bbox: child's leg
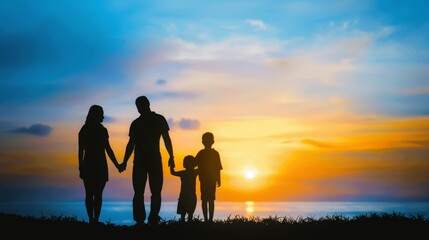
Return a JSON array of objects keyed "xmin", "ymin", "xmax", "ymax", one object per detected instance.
[
  {"xmin": 187, "ymin": 212, "xmax": 193, "ymax": 222},
  {"xmin": 208, "ymin": 200, "xmax": 214, "ymax": 222},
  {"xmin": 180, "ymin": 213, "xmax": 186, "ymax": 222},
  {"xmin": 202, "ymin": 200, "xmax": 208, "ymax": 221}
]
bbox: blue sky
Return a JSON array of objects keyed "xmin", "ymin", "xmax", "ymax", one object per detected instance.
[
  {"xmin": 0, "ymin": 0, "xmax": 428, "ymax": 202},
  {"xmin": 1, "ymin": 0, "xmax": 428, "ymax": 125}
]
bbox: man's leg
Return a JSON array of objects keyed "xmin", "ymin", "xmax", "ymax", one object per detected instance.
[
  {"xmin": 132, "ymin": 166, "xmax": 147, "ymax": 224},
  {"xmin": 148, "ymin": 164, "xmax": 163, "ymax": 224}
]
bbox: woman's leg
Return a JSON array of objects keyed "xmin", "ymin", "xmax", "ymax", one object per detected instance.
[
  {"xmin": 83, "ymin": 180, "xmax": 95, "ymax": 223},
  {"xmin": 93, "ymin": 180, "xmax": 106, "ymax": 223}
]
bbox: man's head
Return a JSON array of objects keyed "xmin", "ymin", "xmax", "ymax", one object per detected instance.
[{"xmin": 135, "ymin": 96, "xmax": 150, "ymax": 114}]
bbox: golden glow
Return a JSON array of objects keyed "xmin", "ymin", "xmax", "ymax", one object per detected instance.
[
  {"xmin": 208, "ymin": 117, "xmax": 308, "ymax": 192},
  {"xmin": 244, "ymin": 167, "xmax": 257, "ymax": 180},
  {"xmin": 207, "ymin": 115, "xmax": 429, "ymax": 201},
  {"xmin": 3, "ymin": 114, "xmax": 428, "ymax": 202}
]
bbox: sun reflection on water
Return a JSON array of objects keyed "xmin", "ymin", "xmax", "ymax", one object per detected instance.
[{"xmin": 245, "ymin": 201, "xmax": 254, "ymax": 216}]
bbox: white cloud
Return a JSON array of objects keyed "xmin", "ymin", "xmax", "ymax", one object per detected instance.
[
  {"xmin": 122, "ymin": 22, "xmax": 425, "ymax": 121},
  {"xmin": 165, "ymin": 36, "xmax": 286, "ymax": 60},
  {"xmin": 246, "ymin": 19, "xmax": 268, "ymax": 31}
]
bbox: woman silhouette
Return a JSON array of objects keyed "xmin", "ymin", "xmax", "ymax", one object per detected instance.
[{"xmin": 78, "ymin": 105, "xmax": 121, "ymax": 224}]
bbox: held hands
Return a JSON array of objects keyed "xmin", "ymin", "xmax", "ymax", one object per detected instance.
[
  {"xmin": 117, "ymin": 162, "xmax": 127, "ymax": 173},
  {"xmin": 168, "ymin": 156, "xmax": 175, "ymax": 168}
]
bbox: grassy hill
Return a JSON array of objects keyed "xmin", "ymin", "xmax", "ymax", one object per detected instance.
[{"xmin": 1, "ymin": 212, "xmax": 428, "ymax": 239}]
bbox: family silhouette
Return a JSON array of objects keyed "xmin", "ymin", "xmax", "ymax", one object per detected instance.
[{"xmin": 78, "ymin": 96, "xmax": 223, "ymax": 225}]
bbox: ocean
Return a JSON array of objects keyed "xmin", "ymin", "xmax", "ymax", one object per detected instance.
[{"xmin": 1, "ymin": 201, "xmax": 428, "ymax": 226}]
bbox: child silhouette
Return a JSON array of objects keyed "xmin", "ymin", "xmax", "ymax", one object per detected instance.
[
  {"xmin": 170, "ymin": 155, "xmax": 199, "ymax": 222},
  {"xmin": 195, "ymin": 132, "xmax": 223, "ymax": 222}
]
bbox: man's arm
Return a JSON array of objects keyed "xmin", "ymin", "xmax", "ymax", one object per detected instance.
[
  {"xmin": 121, "ymin": 137, "xmax": 135, "ymax": 171},
  {"xmin": 162, "ymin": 131, "xmax": 175, "ymax": 168}
]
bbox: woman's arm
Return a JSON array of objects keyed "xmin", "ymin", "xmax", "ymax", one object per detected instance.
[
  {"xmin": 106, "ymin": 140, "xmax": 120, "ymax": 169},
  {"xmin": 78, "ymin": 132, "xmax": 85, "ymax": 179}
]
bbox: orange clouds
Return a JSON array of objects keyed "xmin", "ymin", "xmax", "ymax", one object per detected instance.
[{"xmin": 1, "ymin": 113, "xmax": 428, "ymax": 202}]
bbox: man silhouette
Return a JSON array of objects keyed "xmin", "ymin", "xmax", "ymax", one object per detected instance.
[{"xmin": 121, "ymin": 96, "xmax": 175, "ymax": 225}]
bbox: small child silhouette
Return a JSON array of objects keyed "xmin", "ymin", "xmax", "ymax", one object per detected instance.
[
  {"xmin": 170, "ymin": 155, "xmax": 199, "ymax": 222},
  {"xmin": 195, "ymin": 132, "xmax": 223, "ymax": 222}
]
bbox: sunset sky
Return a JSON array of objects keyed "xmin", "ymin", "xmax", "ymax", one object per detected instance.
[{"xmin": 1, "ymin": 0, "xmax": 428, "ymax": 203}]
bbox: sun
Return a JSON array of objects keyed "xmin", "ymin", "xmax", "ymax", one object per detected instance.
[
  {"xmin": 229, "ymin": 166, "xmax": 267, "ymax": 190},
  {"xmin": 244, "ymin": 168, "xmax": 257, "ymax": 180}
]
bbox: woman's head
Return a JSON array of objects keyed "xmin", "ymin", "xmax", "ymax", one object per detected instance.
[{"xmin": 86, "ymin": 105, "xmax": 104, "ymax": 124}]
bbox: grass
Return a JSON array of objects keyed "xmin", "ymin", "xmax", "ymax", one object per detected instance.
[{"xmin": 1, "ymin": 212, "xmax": 428, "ymax": 239}]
